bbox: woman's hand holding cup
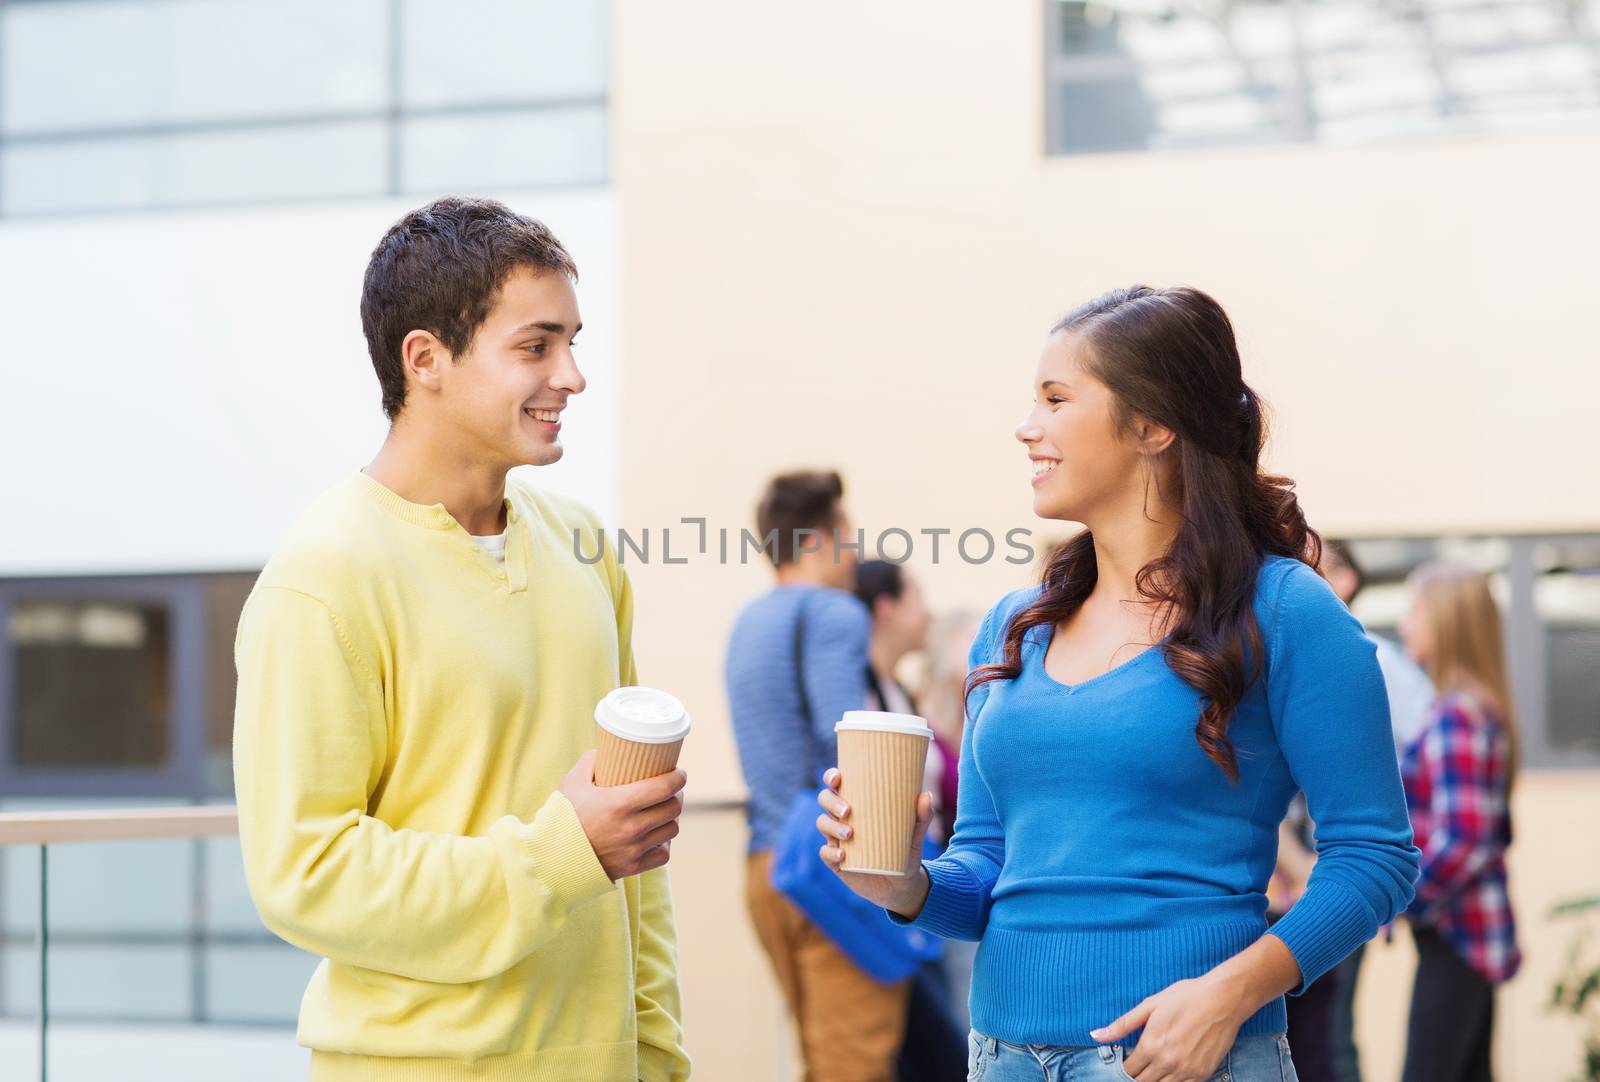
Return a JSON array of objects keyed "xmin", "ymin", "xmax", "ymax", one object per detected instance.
[{"xmin": 816, "ymin": 767, "xmax": 933, "ymax": 919}]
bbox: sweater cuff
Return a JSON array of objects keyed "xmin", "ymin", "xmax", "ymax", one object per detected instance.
[
  {"xmin": 1268, "ymin": 878, "xmax": 1376, "ymax": 995},
  {"xmin": 887, "ymin": 857, "xmax": 987, "ymax": 941},
  {"xmin": 637, "ymin": 1042, "xmax": 689, "ymax": 1082},
  {"xmin": 511, "ymin": 790, "xmax": 616, "ymax": 910}
]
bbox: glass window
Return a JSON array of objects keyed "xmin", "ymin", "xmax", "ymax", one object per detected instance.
[
  {"xmin": 9, "ymin": 600, "xmax": 171, "ymax": 768},
  {"xmin": 202, "ymin": 836, "xmax": 264, "ymax": 934},
  {"xmin": 1051, "ymin": 78, "xmax": 1161, "ymax": 153},
  {"xmin": 3, "ymin": 122, "xmax": 389, "ymax": 216},
  {"xmin": 1045, "ymin": 0, "xmax": 1600, "ymax": 155},
  {"xmin": 205, "ymin": 574, "xmax": 257, "ymax": 796},
  {"xmin": 1342, "ymin": 533, "xmax": 1600, "ymax": 768},
  {"xmin": 46, "ymin": 945, "xmax": 193, "ymax": 1019},
  {"xmin": 0, "ymin": 841, "xmax": 41, "ymax": 940},
  {"xmin": 1547, "ymin": 622, "xmax": 1600, "ymax": 756},
  {"xmin": 0, "ymin": 572, "xmax": 254, "ymax": 795},
  {"xmin": 0, "ymin": 0, "xmax": 610, "ymax": 217},
  {"xmin": 44, "ymin": 837, "xmax": 191, "ymax": 935},
  {"xmin": 400, "ymin": 0, "xmax": 607, "ymax": 107},
  {"xmin": 401, "ymin": 105, "xmax": 608, "ymax": 193},
  {"xmin": 1535, "ymin": 539, "xmax": 1600, "ymax": 758},
  {"xmin": 1, "ymin": 0, "xmax": 388, "ymax": 135},
  {"xmin": 205, "ymin": 944, "xmax": 320, "ymax": 1024}
]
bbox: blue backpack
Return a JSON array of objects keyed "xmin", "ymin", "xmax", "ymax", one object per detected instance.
[{"xmin": 768, "ymin": 594, "xmax": 942, "ymax": 983}]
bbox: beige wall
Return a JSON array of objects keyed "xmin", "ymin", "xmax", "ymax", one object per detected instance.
[
  {"xmin": 615, "ymin": 1, "xmax": 1599, "ymax": 1078},
  {"xmin": 614, "ymin": 0, "xmax": 1599, "ymax": 798}
]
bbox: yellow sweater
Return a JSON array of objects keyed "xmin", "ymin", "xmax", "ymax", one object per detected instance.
[{"xmin": 233, "ymin": 471, "xmax": 689, "ymax": 1082}]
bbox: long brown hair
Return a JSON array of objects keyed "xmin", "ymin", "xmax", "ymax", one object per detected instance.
[
  {"xmin": 1408, "ymin": 562, "xmax": 1520, "ymax": 786},
  {"xmin": 966, "ymin": 286, "xmax": 1319, "ymax": 782}
]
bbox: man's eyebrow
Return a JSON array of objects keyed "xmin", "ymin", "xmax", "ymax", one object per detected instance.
[{"xmin": 510, "ymin": 320, "xmax": 583, "ymax": 336}]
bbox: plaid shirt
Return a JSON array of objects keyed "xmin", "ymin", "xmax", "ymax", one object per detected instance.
[{"xmin": 1401, "ymin": 691, "xmax": 1522, "ymax": 984}]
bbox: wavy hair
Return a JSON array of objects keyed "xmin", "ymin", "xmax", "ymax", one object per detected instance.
[{"xmin": 966, "ymin": 286, "xmax": 1320, "ymax": 781}]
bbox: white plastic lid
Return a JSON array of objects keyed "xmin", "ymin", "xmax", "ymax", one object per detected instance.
[
  {"xmin": 594, "ymin": 686, "xmax": 692, "ymax": 744},
  {"xmin": 834, "ymin": 710, "xmax": 933, "ymax": 738}
]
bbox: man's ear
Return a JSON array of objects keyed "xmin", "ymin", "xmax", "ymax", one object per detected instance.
[
  {"xmin": 401, "ymin": 329, "xmax": 451, "ymax": 397},
  {"xmin": 1132, "ymin": 417, "xmax": 1176, "ymax": 457}
]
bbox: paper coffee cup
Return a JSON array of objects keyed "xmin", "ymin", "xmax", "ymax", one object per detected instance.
[
  {"xmin": 834, "ymin": 710, "xmax": 933, "ymax": 875},
  {"xmin": 593, "ymin": 686, "xmax": 692, "ymax": 787}
]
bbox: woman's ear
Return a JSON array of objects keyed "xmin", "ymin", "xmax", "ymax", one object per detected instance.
[{"xmin": 1132, "ymin": 417, "xmax": 1177, "ymax": 456}]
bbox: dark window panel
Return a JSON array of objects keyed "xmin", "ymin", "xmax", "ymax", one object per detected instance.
[
  {"xmin": 1547, "ymin": 626, "xmax": 1600, "ymax": 755},
  {"xmin": 11, "ymin": 601, "xmax": 172, "ymax": 768}
]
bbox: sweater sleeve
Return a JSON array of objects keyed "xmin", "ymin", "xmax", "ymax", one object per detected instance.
[
  {"xmin": 610, "ymin": 563, "xmax": 690, "ymax": 1082},
  {"xmin": 232, "ymin": 585, "xmax": 617, "ymax": 985},
  {"xmin": 633, "ymin": 867, "xmax": 689, "ymax": 1082},
  {"xmin": 800, "ymin": 591, "xmax": 872, "ymax": 758},
  {"xmin": 892, "ymin": 594, "xmax": 1018, "ymax": 941},
  {"xmin": 1261, "ymin": 563, "xmax": 1421, "ymax": 994}
]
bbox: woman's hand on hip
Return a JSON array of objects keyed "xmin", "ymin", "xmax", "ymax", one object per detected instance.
[
  {"xmin": 815, "ymin": 767, "xmax": 933, "ymax": 919},
  {"xmin": 1092, "ymin": 974, "xmax": 1248, "ymax": 1082}
]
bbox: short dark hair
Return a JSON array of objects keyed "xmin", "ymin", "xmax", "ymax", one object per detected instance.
[
  {"xmin": 1324, "ymin": 538, "xmax": 1366, "ymax": 599},
  {"xmin": 854, "ymin": 559, "xmax": 905, "ymax": 614},
  {"xmin": 756, "ymin": 470, "xmax": 845, "ymax": 567},
  {"xmin": 361, "ymin": 196, "xmax": 579, "ymax": 421}
]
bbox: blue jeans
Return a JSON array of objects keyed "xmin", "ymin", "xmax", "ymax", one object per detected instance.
[{"xmin": 966, "ymin": 1030, "xmax": 1300, "ymax": 1082}]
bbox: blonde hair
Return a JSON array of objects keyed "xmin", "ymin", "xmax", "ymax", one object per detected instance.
[
  {"xmin": 916, "ymin": 611, "xmax": 984, "ymax": 747},
  {"xmin": 1408, "ymin": 561, "xmax": 1520, "ymax": 783}
]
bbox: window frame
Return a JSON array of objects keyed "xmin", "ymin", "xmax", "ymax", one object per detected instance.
[
  {"xmin": 0, "ymin": 0, "xmax": 611, "ymax": 218},
  {"xmin": 1041, "ymin": 0, "xmax": 1600, "ymax": 158},
  {"xmin": 1345, "ymin": 531, "xmax": 1600, "ymax": 771},
  {"xmin": 0, "ymin": 573, "xmax": 210, "ymax": 798}
]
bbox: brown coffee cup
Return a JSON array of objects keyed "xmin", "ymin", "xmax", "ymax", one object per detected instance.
[
  {"xmin": 834, "ymin": 710, "xmax": 933, "ymax": 875},
  {"xmin": 593, "ymin": 686, "xmax": 692, "ymax": 787}
]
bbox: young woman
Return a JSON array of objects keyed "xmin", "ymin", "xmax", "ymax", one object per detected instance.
[
  {"xmin": 816, "ymin": 286, "xmax": 1420, "ymax": 1082},
  {"xmin": 1397, "ymin": 563, "xmax": 1521, "ymax": 1082}
]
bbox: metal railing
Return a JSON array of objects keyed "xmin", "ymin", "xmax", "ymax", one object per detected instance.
[
  {"xmin": 0, "ymin": 798, "xmax": 748, "ymax": 1082},
  {"xmin": 0, "ymin": 806, "xmax": 241, "ymax": 1082}
]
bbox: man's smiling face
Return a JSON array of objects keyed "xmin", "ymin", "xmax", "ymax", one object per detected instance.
[{"xmin": 424, "ymin": 266, "xmax": 587, "ymax": 471}]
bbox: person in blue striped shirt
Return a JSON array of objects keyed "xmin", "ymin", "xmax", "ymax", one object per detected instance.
[
  {"xmin": 817, "ymin": 286, "xmax": 1420, "ymax": 1082},
  {"xmin": 727, "ymin": 470, "xmax": 914, "ymax": 1081}
]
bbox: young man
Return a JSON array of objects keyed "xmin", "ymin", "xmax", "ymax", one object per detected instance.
[
  {"xmin": 233, "ymin": 197, "xmax": 690, "ymax": 1082},
  {"xmin": 725, "ymin": 471, "xmax": 911, "ymax": 1082}
]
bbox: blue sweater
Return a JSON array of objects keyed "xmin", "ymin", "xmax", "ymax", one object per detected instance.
[
  {"xmin": 899, "ymin": 556, "xmax": 1419, "ymax": 1046},
  {"xmin": 725, "ymin": 585, "xmax": 871, "ymax": 853}
]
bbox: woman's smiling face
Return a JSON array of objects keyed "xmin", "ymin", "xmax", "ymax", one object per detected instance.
[{"xmin": 1015, "ymin": 330, "xmax": 1149, "ymax": 524}]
